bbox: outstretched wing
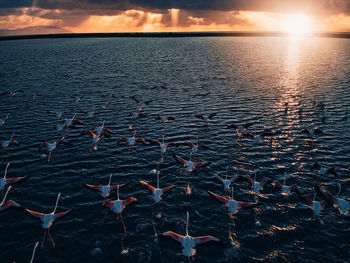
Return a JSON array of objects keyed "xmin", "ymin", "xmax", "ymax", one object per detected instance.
[
  {"xmin": 260, "ymin": 177, "xmax": 272, "ymax": 188},
  {"xmin": 162, "ymin": 185, "xmax": 177, "ymax": 193},
  {"xmin": 163, "ymin": 231, "xmax": 184, "ymax": 243},
  {"xmin": 193, "ymin": 236, "xmax": 220, "ymax": 245},
  {"xmin": 215, "ymin": 174, "xmax": 224, "ymax": 183},
  {"xmin": 152, "ymin": 139, "xmax": 162, "ymax": 146},
  {"xmin": 140, "ymin": 180, "xmax": 156, "ymax": 193},
  {"xmin": 54, "ymin": 209, "xmax": 71, "ymax": 219},
  {"xmin": 173, "ymin": 154, "xmax": 187, "ymax": 165},
  {"xmin": 25, "ymin": 209, "xmax": 45, "ymax": 220},
  {"xmin": 208, "ymin": 190, "xmax": 228, "ymax": 204},
  {"xmin": 6, "ymin": 177, "xmax": 26, "ymax": 184},
  {"xmin": 194, "ymin": 114, "xmax": 204, "ymax": 120},
  {"xmin": 122, "ymin": 197, "xmax": 137, "ymax": 207},
  {"xmin": 238, "ymin": 201, "xmax": 259, "ymax": 208},
  {"xmin": 135, "ymin": 138, "xmax": 148, "ymax": 145},
  {"xmin": 194, "ymin": 161, "xmax": 211, "ymax": 168},
  {"xmin": 85, "ymin": 184, "xmax": 103, "ymax": 191},
  {"xmin": 302, "ymin": 194, "xmax": 313, "ymax": 207},
  {"xmin": 208, "ymin": 113, "xmax": 217, "ymax": 119}
]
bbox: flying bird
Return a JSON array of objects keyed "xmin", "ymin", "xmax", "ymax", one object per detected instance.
[
  {"xmin": 227, "ymin": 123, "xmax": 253, "ymax": 136},
  {"xmin": 102, "ymin": 185, "xmax": 137, "ymax": 234},
  {"xmin": 311, "ymin": 162, "xmax": 337, "ymax": 177},
  {"xmin": 0, "ymin": 163, "xmax": 26, "ymax": 195},
  {"xmin": 173, "ymin": 153, "xmax": 211, "ymax": 173},
  {"xmin": 0, "ymin": 186, "xmax": 20, "ymax": 212},
  {"xmin": 1, "ymin": 133, "xmax": 19, "ymax": 148},
  {"xmin": 194, "ymin": 113, "xmax": 217, "ymax": 125},
  {"xmin": 56, "ymin": 113, "xmax": 85, "ymax": 131},
  {"xmin": 140, "ymin": 170, "xmax": 177, "ymax": 203},
  {"xmin": 86, "ymin": 174, "xmax": 124, "ymax": 198},
  {"xmin": 39, "ymin": 137, "xmax": 72, "ymax": 162},
  {"xmin": 0, "ymin": 113, "xmax": 10, "ymax": 128},
  {"xmin": 0, "ymin": 90, "xmax": 23, "ymax": 96},
  {"xmin": 301, "ymin": 128, "xmax": 323, "ymax": 138},
  {"xmin": 162, "ymin": 212, "xmax": 220, "ymax": 257},
  {"xmin": 208, "ymin": 188, "xmax": 259, "ymax": 214},
  {"xmin": 241, "ymin": 170, "xmax": 272, "ymax": 194},
  {"xmin": 315, "ymin": 184, "xmax": 349, "ymax": 216},
  {"xmin": 80, "ymin": 106, "xmax": 101, "ymax": 118},
  {"xmin": 25, "ymin": 193, "xmax": 71, "ymax": 247}
]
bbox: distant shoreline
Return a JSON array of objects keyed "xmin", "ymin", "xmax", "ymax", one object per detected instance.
[{"xmin": 1, "ymin": 31, "xmax": 350, "ymax": 41}]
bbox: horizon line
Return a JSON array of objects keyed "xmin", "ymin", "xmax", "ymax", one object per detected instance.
[{"xmin": 1, "ymin": 31, "xmax": 350, "ymax": 41}]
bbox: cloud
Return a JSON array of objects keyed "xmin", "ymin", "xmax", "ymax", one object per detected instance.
[{"xmin": 1, "ymin": 0, "xmax": 350, "ymax": 15}]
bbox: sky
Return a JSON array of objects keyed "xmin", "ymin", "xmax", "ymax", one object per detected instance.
[{"xmin": 0, "ymin": 0, "xmax": 350, "ymax": 34}]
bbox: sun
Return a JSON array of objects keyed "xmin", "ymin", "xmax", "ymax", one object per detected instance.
[{"xmin": 284, "ymin": 14, "xmax": 312, "ymax": 36}]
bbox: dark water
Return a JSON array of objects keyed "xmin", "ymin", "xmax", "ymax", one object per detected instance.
[{"xmin": 0, "ymin": 37, "xmax": 350, "ymax": 262}]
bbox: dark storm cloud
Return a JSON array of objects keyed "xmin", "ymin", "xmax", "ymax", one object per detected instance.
[{"xmin": 1, "ymin": 0, "xmax": 350, "ymax": 14}]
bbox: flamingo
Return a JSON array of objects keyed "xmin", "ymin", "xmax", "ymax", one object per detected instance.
[
  {"xmin": 301, "ymin": 193, "xmax": 327, "ymax": 216},
  {"xmin": 32, "ymin": 92, "xmax": 43, "ymax": 101},
  {"xmin": 118, "ymin": 130, "xmax": 148, "ymax": 153},
  {"xmin": 80, "ymin": 106, "xmax": 101, "ymax": 118},
  {"xmin": 69, "ymin": 94, "xmax": 83, "ymax": 104},
  {"xmin": 311, "ymin": 162, "xmax": 337, "ymax": 177},
  {"xmin": 241, "ymin": 170, "xmax": 272, "ymax": 194},
  {"xmin": 194, "ymin": 113, "xmax": 217, "ymax": 125},
  {"xmin": 227, "ymin": 123, "xmax": 252, "ymax": 136},
  {"xmin": 131, "ymin": 96, "xmax": 152, "ymax": 110},
  {"xmin": 162, "ymin": 212, "xmax": 220, "ymax": 257},
  {"xmin": 301, "ymin": 128, "xmax": 323, "ymax": 138},
  {"xmin": 0, "ymin": 113, "xmax": 10, "ymax": 128},
  {"xmin": 315, "ymin": 184, "xmax": 349, "ymax": 216},
  {"xmin": 155, "ymin": 115, "xmax": 175, "ymax": 123},
  {"xmin": 0, "ymin": 186, "xmax": 20, "ymax": 212},
  {"xmin": 273, "ymin": 175, "xmax": 300, "ymax": 196},
  {"xmin": 56, "ymin": 113, "xmax": 85, "ymax": 131},
  {"xmin": 186, "ymin": 137, "xmax": 209, "ymax": 154},
  {"xmin": 39, "ymin": 137, "xmax": 72, "ymax": 162},
  {"xmin": 151, "ymin": 135, "xmax": 177, "ymax": 155},
  {"xmin": 25, "ymin": 193, "xmax": 71, "ymax": 247},
  {"xmin": 151, "ymin": 85, "xmax": 167, "ymax": 90},
  {"xmin": 242, "ymin": 129, "xmax": 279, "ymax": 144},
  {"xmin": 214, "ymin": 167, "xmax": 238, "ymax": 190},
  {"xmin": 173, "ymin": 153, "xmax": 211, "ymax": 173},
  {"xmin": 86, "ymin": 174, "xmax": 125, "ymax": 198},
  {"xmin": 129, "ymin": 111, "xmax": 147, "ymax": 119},
  {"xmin": 1, "ymin": 133, "xmax": 19, "ymax": 148},
  {"xmin": 46, "ymin": 110, "xmax": 65, "ymax": 120},
  {"xmin": 0, "ymin": 90, "xmax": 23, "ymax": 96},
  {"xmin": 102, "ymin": 185, "xmax": 137, "ymax": 234},
  {"xmin": 95, "ymin": 120, "xmax": 112, "ymax": 138},
  {"xmin": 87, "ymin": 130, "xmax": 101, "ymax": 151},
  {"xmin": 0, "ymin": 163, "xmax": 26, "ymax": 194},
  {"xmin": 139, "ymin": 170, "xmax": 177, "ymax": 203},
  {"xmin": 208, "ymin": 187, "xmax": 258, "ymax": 214}
]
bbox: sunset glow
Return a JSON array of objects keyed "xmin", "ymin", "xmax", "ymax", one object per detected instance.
[
  {"xmin": 0, "ymin": 2, "xmax": 349, "ymax": 35},
  {"xmin": 284, "ymin": 14, "xmax": 312, "ymax": 35}
]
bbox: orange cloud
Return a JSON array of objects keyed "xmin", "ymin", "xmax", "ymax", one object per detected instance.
[{"xmin": 0, "ymin": 7, "xmax": 350, "ymax": 35}]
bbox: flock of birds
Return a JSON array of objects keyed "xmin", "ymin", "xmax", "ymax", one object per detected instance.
[{"xmin": 0, "ymin": 87, "xmax": 349, "ymax": 262}]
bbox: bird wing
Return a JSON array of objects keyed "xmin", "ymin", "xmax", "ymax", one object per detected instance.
[
  {"xmin": 302, "ymin": 194, "xmax": 313, "ymax": 207},
  {"xmin": 208, "ymin": 113, "xmax": 217, "ymax": 119},
  {"xmin": 85, "ymin": 184, "xmax": 103, "ymax": 191},
  {"xmin": 193, "ymin": 236, "xmax": 220, "ymax": 245},
  {"xmin": 208, "ymin": 190, "xmax": 228, "ymax": 204},
  {"xmin": 194, "ymin": 114, "xmax": 204, "ymax": 120},
  {"xmin": 25, "ymin": 209, "xmax": 45, "ymax": 219},
  {"xmin": 238, "ymin": 201, "xmax": 259, "ymax": 208},
  {"xmin": 163, "ymin": 231, "xmax": 184, "ymax": 243},
  {"xmin": 162, "ymin": 185, "xmax": 177, "ymax": 193},
  {"xmin": 215, "ymin": 174, "xmax": 224, "ymax": 183},
  {"xmin": 140, "ymin": 180, "xmax": 156, "ymax": 193},
  {"xmin": 122, "ymin": 197, "xmax": 137, "ymax": 207},
  {"xmin": 6, "ymin": 177, "xmax": 26, "ymax": 184},
  {"xmin": 54, "ymin": 209, "xmax": 71, "ymax": 219},
  {"xmin": 194, "ymin": 161, "xmax": 211, "ymax": 168},
  {"xmin": 260, "ymin": 177, "xmax": 272, "ymax": 188},
  {"xmin": 135, "ymin": 138, "xmax": 148, "ymax": 145},
  {"xmin": 173, "ymin": 154, "xmax": 187, "ymax": 165}
]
